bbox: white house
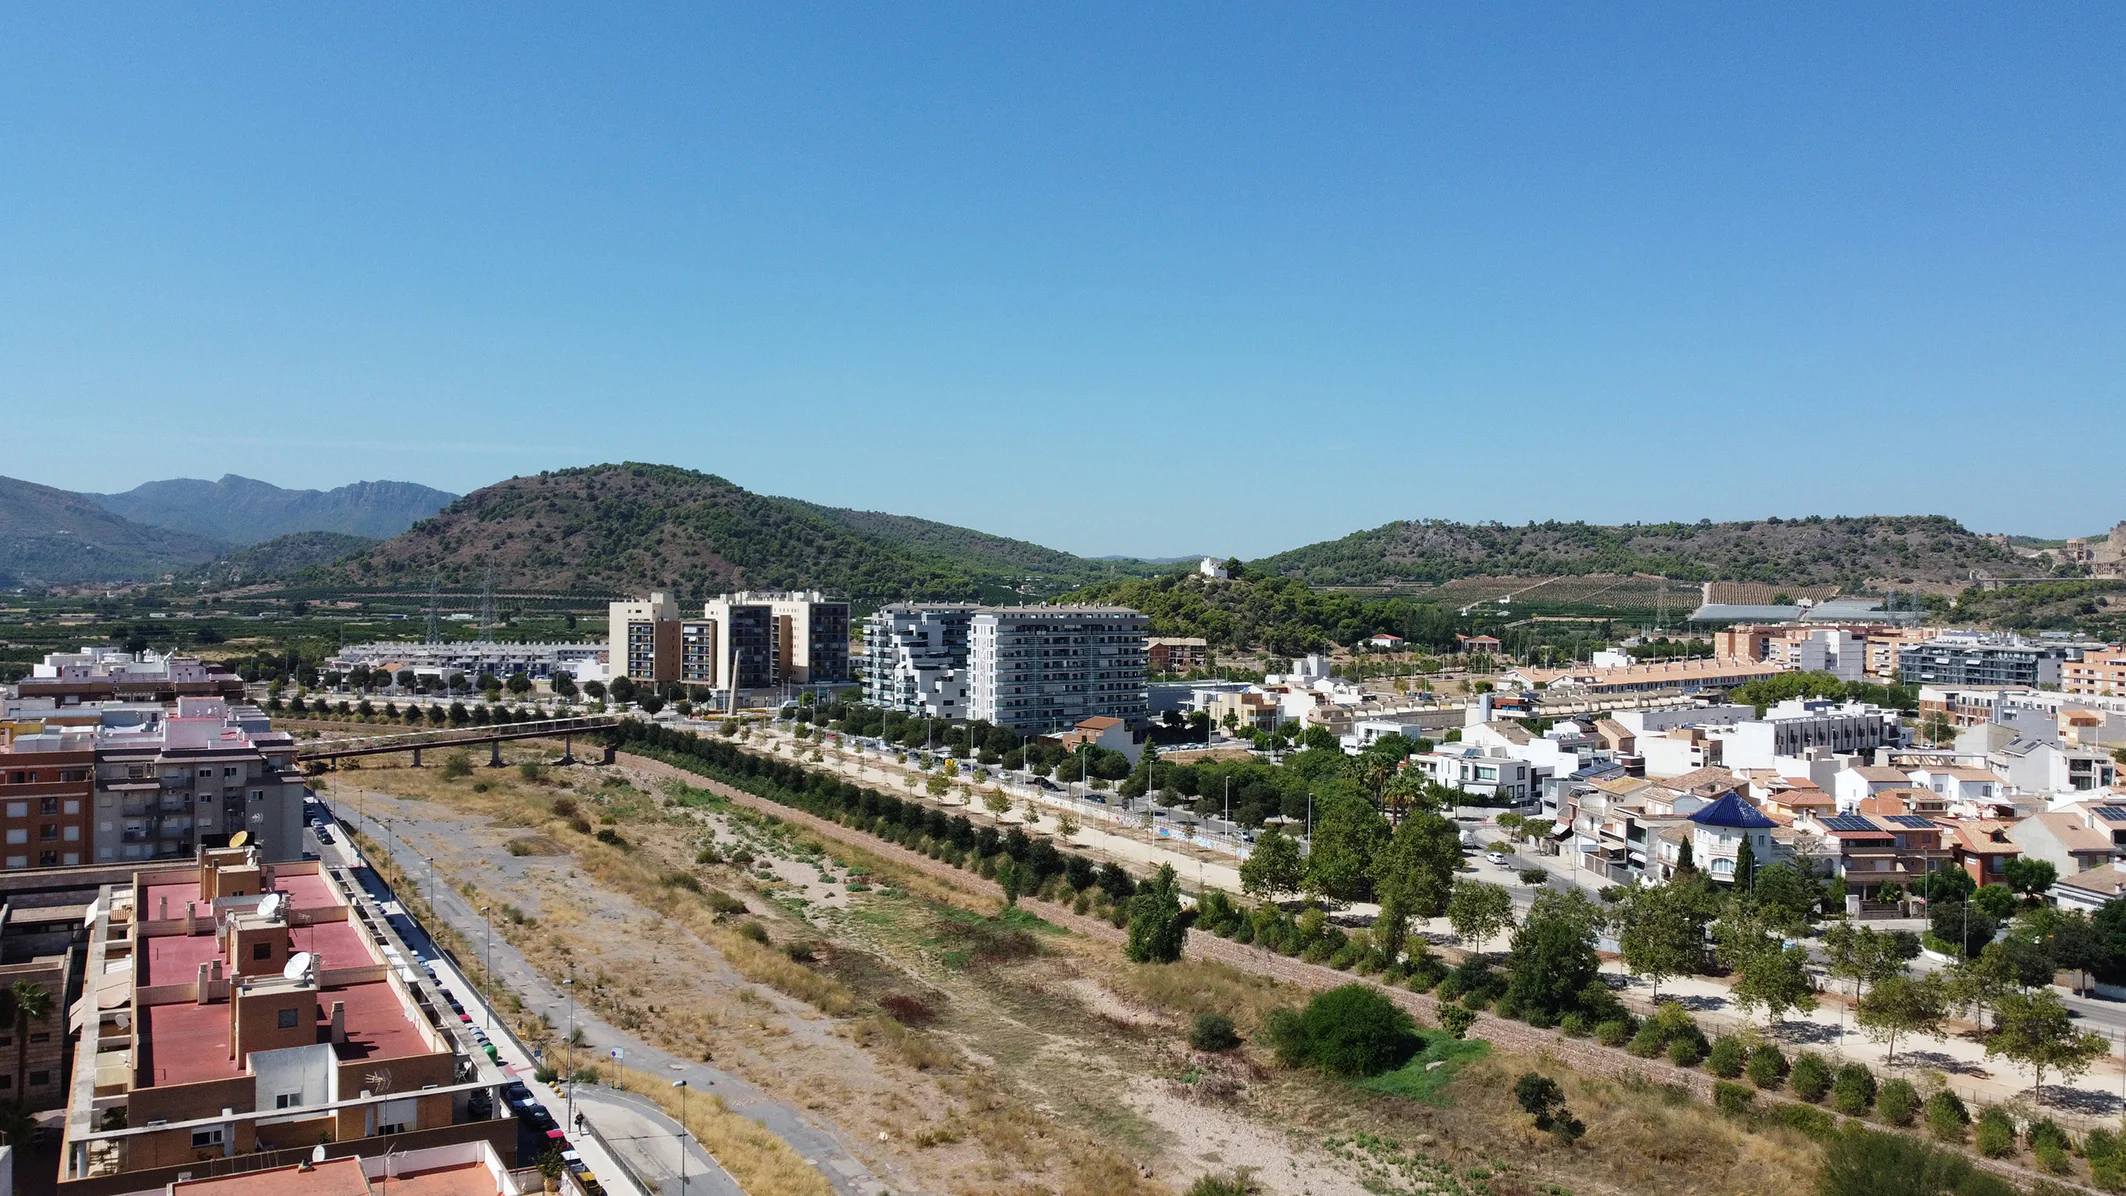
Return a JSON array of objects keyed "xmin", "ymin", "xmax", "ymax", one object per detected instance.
[
  {"xmin": 1366, "ymin": 633, "xmax": 1406, "ymax": 651},
  {"xmin": 1683, "ymin": 792, "xmax": 1781, "ymax": 884},
  {"xmin": 1833, "ymin": 765, "xmax": 1913, "ymax": 812}
]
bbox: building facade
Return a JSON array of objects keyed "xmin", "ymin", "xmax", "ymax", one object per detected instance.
[
  {"xmin": 606, "ymin": 593, "xmax": 681, "ymax": 684},
  {"xmin": 1898, "ymin": 638, "xmax": 2069, "ymax": 687},
  {"xmin": 608, "ymin": 591, "xmax": 851, "ymax": 692},
  {"xmin": 965, "ymin": 607, "xmax": 1149, "ymax": 734},
  {"xmin": 59, "ymin": 847, "xmax": 518, "ymax": 1194},
  {"xmin": 860, "ymin": 605, "xmax": 977, "ymax": 720}
]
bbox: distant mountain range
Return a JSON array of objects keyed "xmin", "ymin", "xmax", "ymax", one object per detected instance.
[
  {"xmin": 0, "ymin": 473, "xmax": 452, "ymax": 587},
  {"xmin": 89, "ymin": 475, "xmax": 456, "ymax": 544},
  {"xmin": 0, "ymin": 476, "xmax": 228, "ymax": 587},
  {"xmin": 0, "ymin": 462, "xmax": 2069, "ymax": 600}
]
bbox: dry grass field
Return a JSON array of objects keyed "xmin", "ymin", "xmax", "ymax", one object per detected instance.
[{"xmin": 317, "ymin": 745, "xmax": 1835, "ymax": 1196}]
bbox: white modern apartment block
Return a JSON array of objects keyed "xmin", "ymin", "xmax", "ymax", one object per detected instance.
[
  {"xmin": 861, "ymin": 605, "xmax": 978, "ymax": 720},
  {"xmin": 1715, "ymin": 699, "xmax": 1904, "ymax": 772},
  {"xmin": 965, "ymin": 607, "xmax": 1149, "ymax": 734},
  {"xmin": 1409, "ymin": 746, "xmax": 1534, "ymax": 805}
]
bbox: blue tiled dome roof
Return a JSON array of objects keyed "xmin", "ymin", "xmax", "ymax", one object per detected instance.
[{"xmin": 1687, "ymin": 791, "xmax": 1777, "ymax": 829}]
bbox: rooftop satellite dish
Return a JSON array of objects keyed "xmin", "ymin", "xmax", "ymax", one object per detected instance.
[
  {"xmin": 229, "ymin": 831, "xmax": 250, "ymax": 848},
  {"xmin": 284, "ymin": 951, "xmax": 314, "ymax": 981},
  {"xmin": 258, "ymin": 893, "xmax": 285, "ymax": 921}
]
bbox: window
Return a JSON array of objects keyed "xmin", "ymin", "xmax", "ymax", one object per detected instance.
[
  {"xmin": 62, "ymin": 800, "xmax": 78, "ymax": 815},
  {"xmin": 29, "ymin": 1032, "xmax": 48, "ymax": 1044},
  {"xmin": 276, "ymin": 1092, "xmax": 302, "ymax": 1109},
  {"xmin": 192, "ymin": 1128, "xmax": 224, "ymax": 1148},
  {"xmin": 38, "ymin": 852, "xmax": 55, "ymax": 867},
  {"xmin": 2, "ymin": 831, "xmax": 20, "ymax": 846},
  {"xmin": 277, "ymin": 1007, "xmax": 300, "ymax": 1029},
  {"xmin": 28, "ymin": 1071, "xmax": 47, "ymax": 1087},
  {"xmin": 39, "ymin": 825, "xmax": 56, "ymax": 842},
  {"xmin": 62, "ymin": 827, "xmax": 78, "ymax": 841},
  {"xmin": 254, "ymin": 943, "xmax": 273, "ymax": 961},
  {"xmin": 224, "ymin": 767, "xmax": 239, "ymax": 778},
  {"xmin": 3, "ymin": 803, "xmax": 22, "ymax": 818},
  {"xmin": 39, "ymin": 798, "xmax": 57, "ymax": 815},
  {"xmin": 198, "ymin": 768, "xmax": 213, "ymax": 779}
]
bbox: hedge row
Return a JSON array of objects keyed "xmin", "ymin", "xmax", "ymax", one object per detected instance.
[{"xmin": 609, "ymin": 722, "xmax": 1139, "ymax": 907}]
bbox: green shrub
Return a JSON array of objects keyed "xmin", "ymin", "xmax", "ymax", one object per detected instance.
[
  {"xmin": 1667, "ymin": 1035, "xmax": 1706, "ymax": 1068},
  {"xmin": 1189, "ymin": 1012, "xmax": 1241, "ymax": 1053},
  {"xmin": 2085, "ymin": 1127, "xmax": 2125, "ymax": 1192},
  {"xmin": 2036, "ymin": 1140, "xmax": 2072, "ymax": 1176},
  {"xmin": 1594, "ymin": 1019, "xmax": 1631, "ymax": 1048},
  {"xmin": 1462, "ymin": 989, "xmax": 1492, "ymax": 1012},
  {"xmin": 1187, "ymin": 1172, "xmax": 1254, "ymax": 1196},
  {"xmin": 1261, "ymin": 1007, "xmax": 1311, "ymax": 1068},
  {"xmin": 1817, "ymin": 1126, "xmax": 1998, "ymax": 1196},
  {"xmin": 1713, "ymin": 1080, "xmax": 1754, "ymax": 1115},
  {"xmin": 1924, "ymin": 1091, "xmax": 1969, "ymax": 1143},
  {"xmin": 1974, "ymin": 1106, "xmax": 2016, "ymax": 1158},
  {"xmin": 1746, "ymin": 1042, "xmax": 1788, "ymax": 1089},
  {"xmin": 2029, "ymin": 1118, "xmax": 2070, "ymax": 1155},
  {"xmin": 735, "ymin": 920, "xmax": 771, "ymax": 945},
  {"xmin": 1627, "ymin": 1024, "xmax": 1667, "ymax": 1058},
  {"xmin": 1491, "ymin": 991, "xmax": 1519, "ymax": 1020},
  {"xmin": 1789, "ymin": 1052, "xmax": 1832, "ymax": 1103},
  {"xmin": 1558, "ymin": 1012, "xmax": 1591, "ymax": 1037},
  {"xmin": 1706, "ymin": 1036, "xmax": 1745, "ymax": 1079},
  {"xmin": 1876, "ymin": 1078, "xmax": 1919, "ymax": 1127},
  {"xmin": 1830, "ymin": 1064, "xmax": 1876, "ymax": 1116},
  {"xmin": 1405, "ymin": 956, "xmax": 1446, "ymax": 992},
  {"xmin": 1438, "ymin": 1005, "xmax": 1477, "ymax": 1040},
  {"xmin": 1276, "ymin": 985, "xmax": 1419, "ymax": 1077},
  {"xmin": 1766, "ymin": 1102, "xmax": 1840, "ymax": 1142}
]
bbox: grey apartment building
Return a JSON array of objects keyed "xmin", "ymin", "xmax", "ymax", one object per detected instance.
[
  {"xmin": 1898, "ymin": 639, "xmax": 2070, "ymax": 688},
  {"xmin": 966, "ymin": 606, "xmax": 1149, "ymax": 734}
]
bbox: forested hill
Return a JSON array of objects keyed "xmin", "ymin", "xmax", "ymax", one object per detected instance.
[
  {"xmin": 1062, "ymin": 570, "xmax": 1459, "ymax": 656},
  {"xmin": 1254, "ymin": 515, "xmax": 2025, "ymax": 589},
  {"xmin": 775, "ymin": 498, "xmax": 1152, "ymax": 586},
  {"xmin": 316, "ymin": 463, "xmax": 1144, "ymax": 600}
]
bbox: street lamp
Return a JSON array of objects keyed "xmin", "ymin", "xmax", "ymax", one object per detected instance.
[
  {"xmin": 479, "ymin": 906, "xmax": 493, "ymax": 1031},
  {"xmin": 562, "ymin": 977, "xmax": 577, "ymax": 1126},
  {"xmin": 671, "ymin": 1079, "xmax": 690, "ymax": 1196}
]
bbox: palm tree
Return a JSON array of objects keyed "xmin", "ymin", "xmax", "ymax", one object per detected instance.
[{"xmin": 5, "ymin": 981, "xmax": 51, "ymax": 1107}]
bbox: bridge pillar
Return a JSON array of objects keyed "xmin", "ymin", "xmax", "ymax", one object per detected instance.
[
  {"xmin": 559, "ymin": 735, "xmax": 577, "ymax": 767},
  {"xmin": 490, "ymin": 741, "xmax": 505, "ymax": 768},
  {"xmin": 601, "ymin": 744, "xmax": 617, "ymax": 766},
  {"xmin": 411, "ymin": 747, "xmax": 423, "ymax": 768}
]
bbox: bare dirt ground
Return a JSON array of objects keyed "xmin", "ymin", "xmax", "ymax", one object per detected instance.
[{"xmin": 318, "ymin": 744, "xmax": 1830, "ymax": 1196}]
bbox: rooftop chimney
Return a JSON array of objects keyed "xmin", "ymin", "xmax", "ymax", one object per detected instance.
[{"xmin": 329, "ymin": 1001, "xmax": 346, "ymax": 1044}]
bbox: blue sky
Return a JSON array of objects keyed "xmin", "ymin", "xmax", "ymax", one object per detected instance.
[{"xmin": 3, "ymin": 5, "xmax": 2120, "ymax": 558}]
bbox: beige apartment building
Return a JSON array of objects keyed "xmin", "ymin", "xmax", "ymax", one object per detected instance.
[
  {"xmin": 608, "ymin": 591, "xmax": 850, "ymax": 691},
  {"xmin": 2063, "ymin": 648, "xmax": 2126, "ymax": 697}
]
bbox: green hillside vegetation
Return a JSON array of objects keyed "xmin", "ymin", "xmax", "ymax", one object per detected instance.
[
  {"xmin": 322, "ymin": 463, "xmax": 1147, "ymax": 602},
  {"xmin": 1949, "ymin": 580, "xmax": 2126, "ymax": 639},
  {"xmin": 1063, "ymin": 565, "xmax": 1461, "ymax": 656},
  {"xmin": 188, "ymin": 531, "xmax": 379, "ymax": 587},
  {"xmin": 775, "ymin": 498, "xmax": 1153, "ymax": 588},
  {"xmin": 1256, "ymin": 515, "xmax": 2025, "ymax": 589},
  {"xmin": 0, "ymin": 475, "xmax": 227, "ymax": 587}
]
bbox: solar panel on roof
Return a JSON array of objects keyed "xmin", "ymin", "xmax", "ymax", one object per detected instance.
[
  {"xmin": 2093, "ymin": 807, "xmax": 2126, "ymax": 822},
  {"xmin": 1824, "ymin": 814, "xmax": 1878, "ymax": 833},
  {"xmin": 1888, "ymin": 815, "xmax": 1936, "ymax": 828}
]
